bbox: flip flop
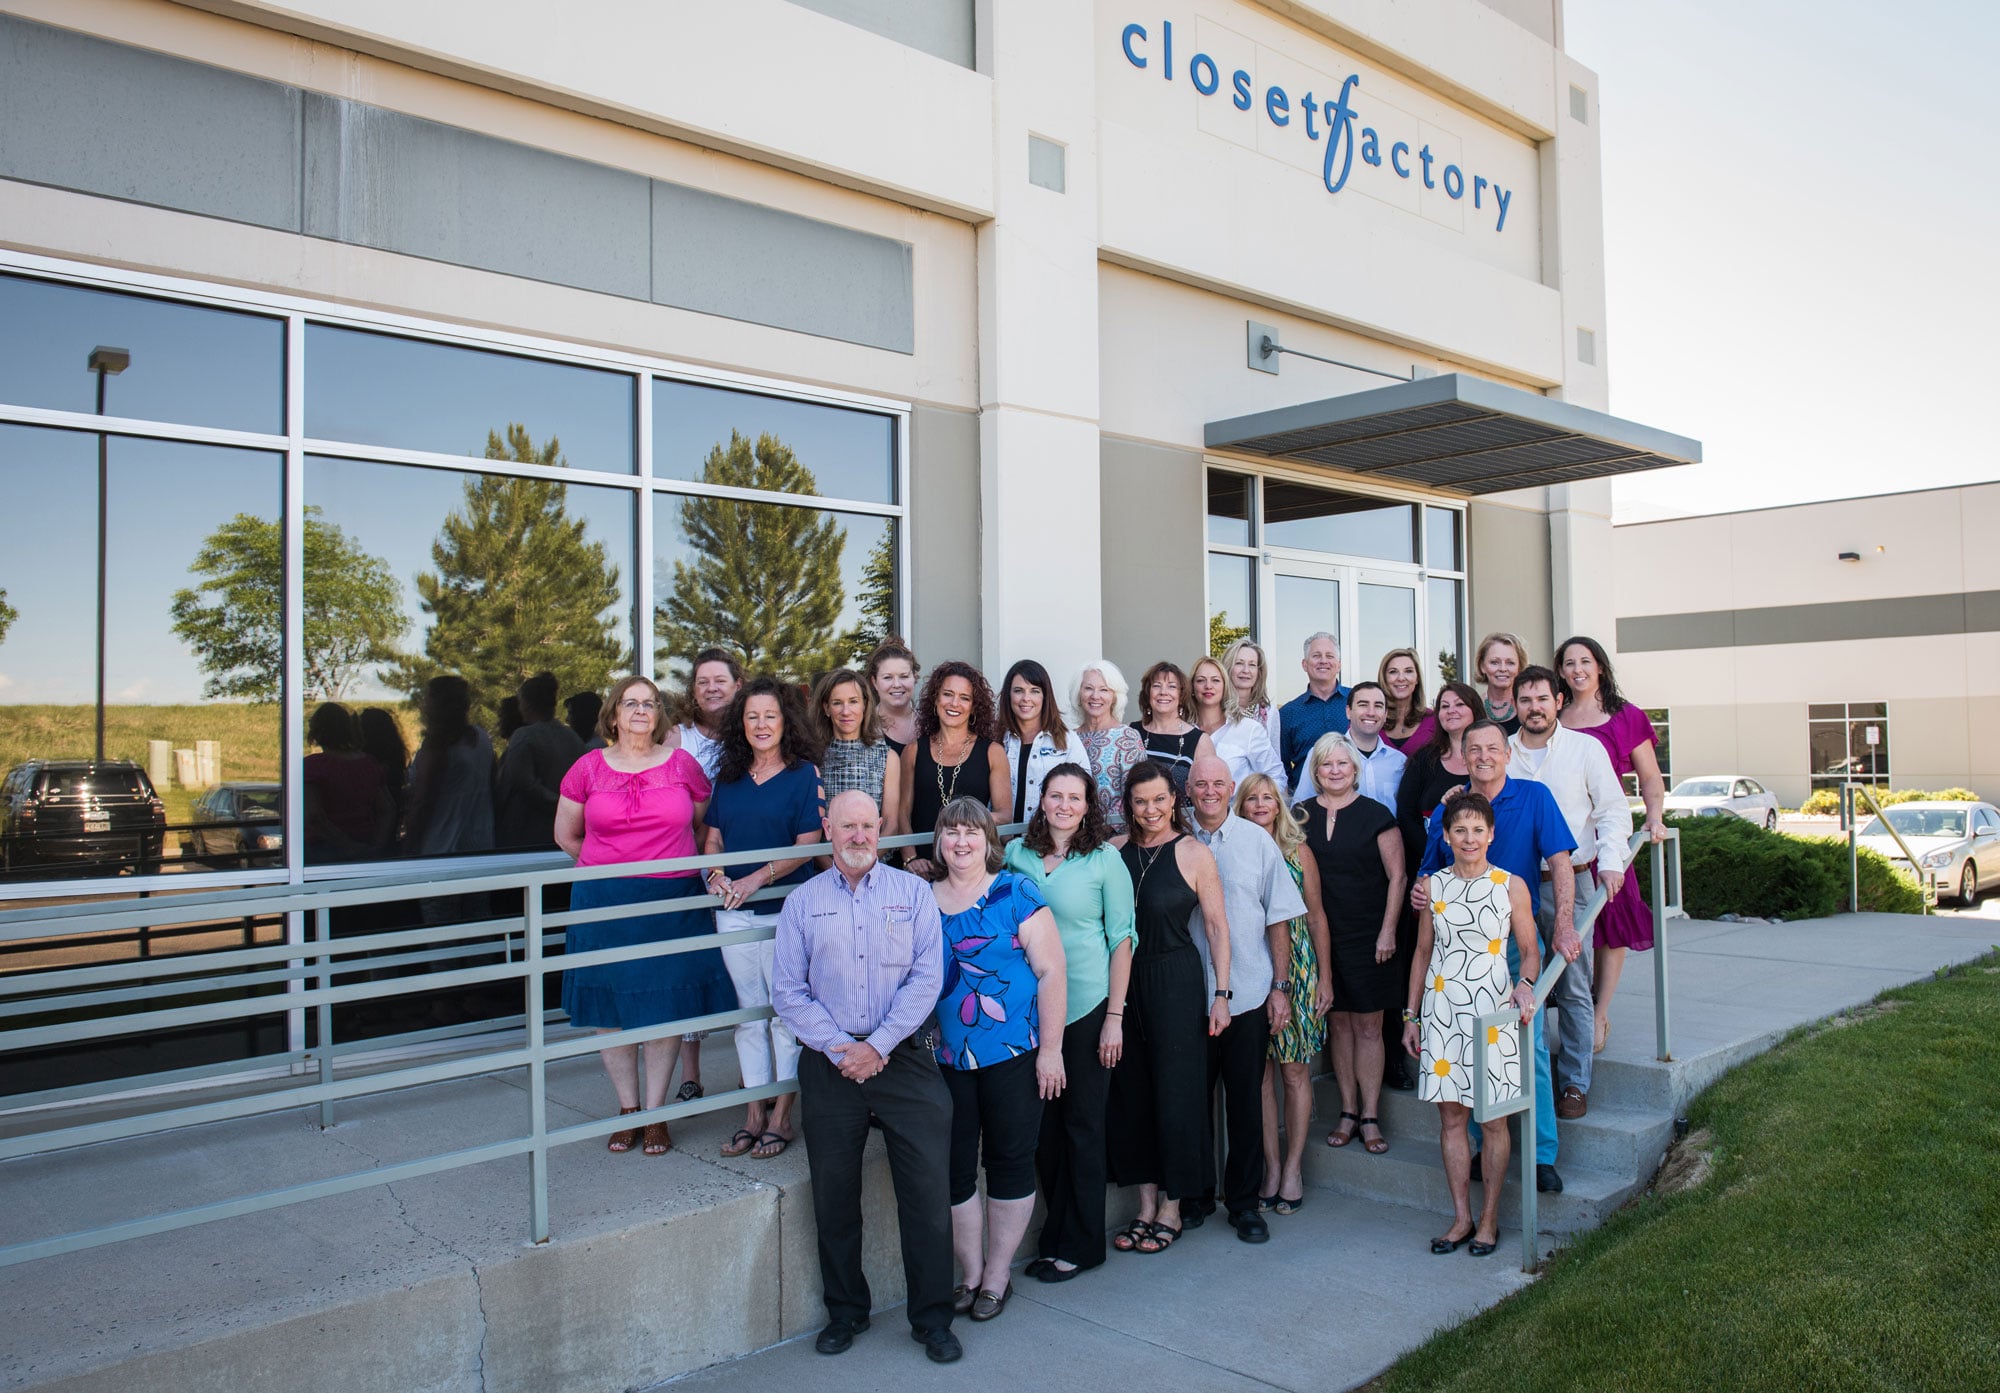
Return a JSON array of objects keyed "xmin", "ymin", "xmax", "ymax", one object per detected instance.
[
  {"xmin": 720, "ymin": 1129, "xmax": 758, "ymax": 1158},
  {"xmin": 750, "ymin": 1130, "xmax": 791, "ymax": 1159}
]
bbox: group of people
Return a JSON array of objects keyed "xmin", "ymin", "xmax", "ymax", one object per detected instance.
[{"xmin": 520, "ymin": 629, "xmax": 1665, "ymax": 1365}]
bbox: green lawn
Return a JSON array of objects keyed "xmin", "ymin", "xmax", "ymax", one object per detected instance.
[{"xmin": 1376, "ymin": 953, "xmax": 2000, "ymax": 1393}]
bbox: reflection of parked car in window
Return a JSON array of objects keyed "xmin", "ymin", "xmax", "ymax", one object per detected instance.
[
  {"xmin": 1662, "ymin": 775, "xmax": 1781, "ymax": 830},
  {"xmin": 1856, "ymin": 801, "xmax": 2000, "ymax": 905},
  {"xmin": 0, "ymin": 760, "xmax": 167, "ymax": 876},
  {"xmin": 182, "ymin": 782, "xmax": 284, "ymax": 868}
]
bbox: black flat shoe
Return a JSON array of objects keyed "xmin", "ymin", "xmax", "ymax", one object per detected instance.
[
  {"xmin": 1230, "ymin": 1210, "xmax": 1270, "ymax": 1244},
  {"xmin": 816, "ymin": 1317, "xmax": 869, "ymax": 1354},
  {"xmin": 1023, "ymin": 1257, "xmax": 1055, "ymax": 1280},
  {"xmin": 1536, "ymin": 1164, "xmax": 1564, "ymax": 1194},
  {"xmin": 1035, "ymin": 1261, "xmax": 1082, "ymax": 1284},
  {"xmin": 1430, "ymin": 1228, "xmax": 1474, "ymax": 1255},
  {"xmin": 914, "ymin": 1327, "xmax": 963, "ymax": 1363},
  {"xmin": 1468, "ymin": 1234, "xmax": 1500, "ymax": 1257}
]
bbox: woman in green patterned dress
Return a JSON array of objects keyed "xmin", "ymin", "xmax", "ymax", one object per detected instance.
[{"xmin": 1236, "ymin": 772, "xmax": 1332, "ymax": 1215}]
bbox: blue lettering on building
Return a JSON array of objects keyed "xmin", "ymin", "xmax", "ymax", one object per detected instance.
[{"xmin": 1117, "ymin": 18, "xmax": 1512, "ymax": 233}]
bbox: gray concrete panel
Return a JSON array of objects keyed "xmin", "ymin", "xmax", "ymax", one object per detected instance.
[
  {"xmin": 302, "ymin": 94, "xmax": 652, "ymax": 301},
  {"xmin": 0, "ymin": 14, "xmax": 302, "ymax": 232},
  {"xmin": 783, "ymin": 0, "xmax": 975, "ymax": 67},
  {"xmin": 1617, "ymin": 608, "xmax": 1735, "ymax": 653},
  {"xmin": 909, "ymin": 406, "xmax": 981, "ymax": 661},
  {"xmin": 652, "ymin": 182, "xmax": 915, "ymax": 353},
  {"xmin": 1101, "ymin": 438, "xmax": 1204, "ymax": 685},
  {"xmin": 1622, "ymin": 589, "xmax": 2000, "ymax": 654}
]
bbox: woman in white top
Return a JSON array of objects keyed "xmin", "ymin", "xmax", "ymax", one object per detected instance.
[
  {"xmin": 1189, "ymin": 654, "xmax": 1285, "ymax": 789},
  {"xmin": 1222, "ymin": 638, "xmax": 1284, "ymax": 755},
  {"xmin": 1001, "ymin": 658, "xmax": 1092, "ymax": 826}
]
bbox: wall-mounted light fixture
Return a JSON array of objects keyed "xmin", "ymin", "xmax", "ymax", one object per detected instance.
[{"xmin": 1837, "ymin": 551, "xmax": 1861, "ymax": 563}]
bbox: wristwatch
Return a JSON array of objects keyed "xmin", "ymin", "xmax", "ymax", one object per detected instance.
[
  {"xmin": 1274, "ymin": 982, "xmax": 1294, "ymax": 996},
  {"xmin": 1213, "ymin": 989, "xmax": 1233, "ymax": 1001}
]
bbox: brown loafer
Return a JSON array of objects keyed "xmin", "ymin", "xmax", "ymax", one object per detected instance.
[
  {"xmin": 970, "ymin": 1285, "xmax": 1011, "ymax": 1321},
  {"xmin": 951, "ymin": 1284, "xmax": 977, "ymax": 1314},
  {"xmin": 1556, "ymin": 1085, "xmax": 1588, "ymax": 1120}
]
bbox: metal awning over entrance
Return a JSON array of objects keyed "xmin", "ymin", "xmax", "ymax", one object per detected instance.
[{"xmin": 1204, "ymin": 374, "xmax": 1701, "ymax": 495}]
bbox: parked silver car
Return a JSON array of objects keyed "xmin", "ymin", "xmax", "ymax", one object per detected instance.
[
  {"xmin": 1662, "ymin": 775, "xmax": 1781, "ymax": 830},
  {"xmin": 1855, "ymin": 801, "xmax": 2000, "ymax": 904}
]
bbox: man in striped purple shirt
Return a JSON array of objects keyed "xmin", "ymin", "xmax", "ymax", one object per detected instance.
[{"xmin": 773, "ymin": 789, "xmax": 960, "ymax": 1364}]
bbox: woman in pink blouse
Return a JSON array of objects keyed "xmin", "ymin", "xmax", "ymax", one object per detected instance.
[
  {"xmin": 555, "ymin": 674, "xmax": 732, "ymax": 1157},
  {"xmin": 1557, "ymin": 636, "xmax": 1666, "ymax": 1055}
]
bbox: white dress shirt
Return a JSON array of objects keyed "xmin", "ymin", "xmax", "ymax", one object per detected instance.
[
  {"xmin": 1294, "ymin": 733, "xmax": 1406, "ymax": 812},
  {"xmin": 1208, "ymin": 715, "xmax": 1287, "ymax": 791},
  {"xmin": 1508, "ymin": 724, "xmax": 1629, "ymax": 874},
  {"xmin": 1003, "ymin": 727, "xmax": 1093, "ymax": 824}
]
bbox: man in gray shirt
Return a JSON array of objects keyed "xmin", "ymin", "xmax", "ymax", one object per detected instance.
[
  {"xmin": 1187, "ymin": 755, "xmax": 1307, "ymax": 1243},
  {"xmin": 494, "ymin": 671, "xmax": 584, "ymax": 850}
]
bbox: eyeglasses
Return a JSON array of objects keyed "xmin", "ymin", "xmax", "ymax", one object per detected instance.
[{"xmin": 619, "ymin": 700, "xmax": 660, "ymax": 713}]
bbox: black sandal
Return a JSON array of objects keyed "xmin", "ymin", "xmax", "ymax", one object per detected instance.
[
  {"xmin": 1135, "ymin": 1223, "xmax": 1182, "ymax": 1254},
  {"xmin": 1327, "ymin": 1111, "xmax": 1360, "ymax": 1147},
  {"xmin": 1111, "ymin": 1219, "xmax": 1154, "ymax": 1253}
]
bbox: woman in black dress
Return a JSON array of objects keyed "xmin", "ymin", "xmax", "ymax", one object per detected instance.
[
  {"xmin": 899, "ymin": 659, "xmax": 1010, "ymax": 875},
  {"xmin": 1129, "ymin": 660, "xmax": 1216, "ymax": 800},
  {"xmin": 1104, "ymin": 761, "xmax": 1234, "ymax": 1255},
  {"xmin": 1300, "ymin": 733, "xmax": 1407, "ymax": 1157}
]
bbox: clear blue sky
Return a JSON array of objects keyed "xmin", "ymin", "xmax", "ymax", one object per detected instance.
[{"xmin": 1565, "ymin": 0, "xmax": 2000, "ymax": 521}]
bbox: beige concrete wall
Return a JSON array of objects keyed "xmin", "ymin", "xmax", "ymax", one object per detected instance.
[
  {"xmin": 1468, "ymin": 498, "xmax": 1552, "ymax": 664},
  {"xmin": 1887, "ymin": 697, "xmax": 1973, "ymax": 794},
  {"xmin": 1100, "ymin": 437, "xmax": 1206, "ymax": 710}
]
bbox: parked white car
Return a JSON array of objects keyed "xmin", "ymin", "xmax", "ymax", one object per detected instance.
[
  {"xmin": 1855, "ymin": 801, "xmax": 2000, "ymax": 904},
  {"xmin": 1662, "ymin": 775, "xmax": 1781, "ymax": 830}
]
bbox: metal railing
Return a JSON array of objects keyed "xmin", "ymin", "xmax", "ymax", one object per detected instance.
[
  {"xmin": 0, "ymin": 827, "xmax": 995, "ymax": 1268},
  {"xmin": 1472, "ymin": 827, "xmax": 1683, "ymax": 1270},
  {"xmin": 1840, "ymin": 783, "xmax": 1935, "ymax": 913}
]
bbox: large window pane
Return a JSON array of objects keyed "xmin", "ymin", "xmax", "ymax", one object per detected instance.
[
  {"xmin": 305, "ymin": 455, "xmax": 636, "ymax": 860},
  {"xmin": 0, "ymin": 424, "xmax": 283, "ymax": 882},
  {"xmin": 0, "ymin": 273, "xmax": 284, "ymax": 434},
  {"xmin": 1208, "ymin": 553, "xmax": 1255, "ymax": 655},
  {"xmin": 1426, "ymin": 505, "xmax": 1463, "ymax": 571},
  {"xmin": 1262, "ymin": 482, "xmax": 1415, "ymax": 562},
  {"xmin": 654, "ymin": 380, "xmax": 895, "ymax": 503},
  {"xmin": 1269, "ymin": 573, "xmax": 1340, "ymax": 707},
  {"xmin": 305, "ymin": 325, "xmax": 637, "ymax": 473},
  {"xmin": 654, "ymin": 493, "xmax": 895, "ymax": 686},
  {"xmin": 1357, "ymin": 582, "xmax": 1417, "ymax": 689},
  {"xmin": 1427, "ymin": 576, "xmax": 1464, "ymax": 690},
  {"xmin": 1207, "ymin": 471, "xmax": 1252, "ymax": 546}
]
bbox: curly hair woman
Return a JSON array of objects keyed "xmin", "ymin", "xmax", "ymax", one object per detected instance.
[{"xmin": 899, "ymin": 659, "xmax": 1009, "ymax": 876}]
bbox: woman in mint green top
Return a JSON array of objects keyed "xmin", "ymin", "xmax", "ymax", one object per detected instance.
[{"xmin": 1003, "ymin": 762, "xmax": 1134, "ymax": 1277}]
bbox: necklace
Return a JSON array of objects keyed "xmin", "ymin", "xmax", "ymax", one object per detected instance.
[
  {"xmin": 1132, "ymin": 836, "xmax": 1173, "ymax": 896},
  {"xmin": 933, "ymin": 733, "xmax": 972, "ymax": 805}
]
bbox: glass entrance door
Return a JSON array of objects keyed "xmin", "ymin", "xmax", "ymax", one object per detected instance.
[
  {"xmin": 1264, "ymin": 563, "xmax": 1421, "ymax": 705},
  {"xmin": 1354, "ymin": 572, "xmax": 1420, "ymax": 691}
]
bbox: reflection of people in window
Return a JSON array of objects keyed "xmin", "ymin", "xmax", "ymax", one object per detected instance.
[
  {"xmin": 404, "ymin": 675, "xmax": 495, "ymax": 859},
  {"xmin": 566, "ymin": 691, "xmax": 607, "ymax": 751},
  {"xmin": 495, "ymin": 671, "xmax": 585, "ymax": 851},
  {"xmin": 359, "ymin": 707, "xmax": 411, "ymax": 847},
  {"xmin": 303, "ymin": 702, "xmax": 392, "ymax": 864}
]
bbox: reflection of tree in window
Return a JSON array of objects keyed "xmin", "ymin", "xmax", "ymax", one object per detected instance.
[
  {"xmin": 1209, "ymin": 611, "xmax": 1250, "ymax": 657},
  {"xmin": 0, "ymin": 588, "xmax": 15, "ymax": 646},
  {"xmin": 851, "ymin": 529, "xmax": 897, "ymax": 660},
  {"xmin": 656, "ymin": 430, "xmax": 883, "ymax": 681},
  {"xmin": 1437, "ymin": 649, "xmax": 1461, "ymax": 683},
  {"xmin": 169, "ymin": 508, "xmax": 403, "ymax": 702},
  {"xmin": 390, "ymin": 425, "xmax": 627, "ymax": 730}
]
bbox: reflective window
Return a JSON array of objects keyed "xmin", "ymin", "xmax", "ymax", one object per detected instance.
[
  {"xmin": 1262, "ymin": 482, "xmax": 1415, "ymax": 562},
  {"xmin": 1356, "ymin": 583, "xmax": 1417, "ymax": 688},
  {"xmin": 0, "ymin": 423, "xmax": 284, "ymax": 882},
  {"xmin": 1208, "ymin": 554, "xmax": 1254, "ymax": 655},
  {"xmin": 305, "ymin": 454, "xmax": 636, "ymax": 859},
  {"xmin": 1809, "ymin": 702, "xmax": 1888, "ymax": 791},
  {"xmin": 1427, "ymin": 576, "xmax": 1464, "ymax": 689},
  {"xmin": 305, "ymin": 325, "xmax": 638, "ymax": 473},
  {"xmin": 1206, "ymin": 471, "xmax": 1252, "ymax": 546},
  {"xmin": 1426, "ymin": 506, "xmax": 1463, "ymax": 571},
  {"xmin": 1269, "ymin": 573, "xmax": 1340, "ymax": 708},
  {"xmin": 0, "ymin": 274, "xmax": 284, "ymax": 434},
  {"xmin": 655, "ymin": 491, "xmax": 894, "ymax": 685},
  {"xmin": 654, "ymin": 380, "xmax": 895, "ymax": 503}
]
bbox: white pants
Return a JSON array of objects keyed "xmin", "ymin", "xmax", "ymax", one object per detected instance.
[{"xmin": 716, "ymin": 907, "xmax": 799, "ymax": 1088}]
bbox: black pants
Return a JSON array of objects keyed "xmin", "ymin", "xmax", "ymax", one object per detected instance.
[
  {"xmin": 1381, "ymin": 902, "xmax": 1419, "ymax": 1085},
  {"xmin": 1035, "ymin": 1000, "xmax": 1111, "ymax": 1269},
  {"xmin": 1105, "ymin": 947, "xmax": 1207, "ymax": 1200},
  {"xmin": 797, "ymin": 1041, "xmax": 955, "ymax": 1333},
  {"xmin": 944, "ymin": 1050, "xmax": 1042, "ymax": 1204},
  {"xmin": 1203, "ymin": 1005, "xmax": 1272, "ymax": 1217}
]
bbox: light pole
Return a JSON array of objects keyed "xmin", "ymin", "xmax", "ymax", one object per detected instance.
[{"xmin": 88, "ymin": 346, "xmax": 130, "ymax": 764}]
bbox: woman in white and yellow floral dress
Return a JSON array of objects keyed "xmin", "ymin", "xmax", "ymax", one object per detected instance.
[{"xmin": 1400, "ymin": 792, "xmax": 1538, "ymax": 1257}]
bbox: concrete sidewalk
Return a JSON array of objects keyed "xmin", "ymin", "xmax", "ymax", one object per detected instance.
[{"xmin": 651, "ymin": 912, "xmax": 1998, "ymax": 1393}]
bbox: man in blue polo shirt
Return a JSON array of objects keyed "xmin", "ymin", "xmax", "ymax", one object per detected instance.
[
  {"xmin": 1279, "ymin": 631, "xmax": 1352, "ymax": 789},
  {"xmin": 1412, "ymin": 719, "xmax": 1580, "ymax": 1193}
]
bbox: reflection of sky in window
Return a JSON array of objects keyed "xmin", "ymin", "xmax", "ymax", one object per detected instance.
[
  {"xmin": 652, "ymin": 492, "xmax": 892, "ymax": 680},
  {"xmin": 0, "ymin": 424, "xmax": 281, "ymax": 704},
  {"xmin": 0, "ymin": 275, "xmax": 285, "ymax": 434},
  {"xmin": 306, "ymin": 456, "xmax": 637, "ymax": 704},
  {"xmin": 654, "ymin": 380, "xmax": 895, "ymax": 504},
  {"xmin": 305, "ymin": 326, "xmax": 637, "ymax": 473},
  {"xmin": 1208, "ymin": 554, "xmax": 1253, "ymax": 630}
]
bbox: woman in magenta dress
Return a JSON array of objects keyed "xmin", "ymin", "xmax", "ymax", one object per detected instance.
[{"xmin": 1556, "ymin": 636, "xmax": 1666, "ymax": 1054}]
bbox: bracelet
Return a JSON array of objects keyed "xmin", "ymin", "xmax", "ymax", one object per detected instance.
[
  {"xmin": 1402, "ymin": 1008, "xmax": 1418, "ymax": 1024},
  {"xmin": 1105, "ymin": 1011, "xmax": 1123, "ymax": 1018},
  {"xmin": 1516, "ymin": 977, "xmax": 1536, "ymax": 991}
]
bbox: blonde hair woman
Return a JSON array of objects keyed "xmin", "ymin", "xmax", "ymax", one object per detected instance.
[
  {"xmin": 1472, "ymin": 632, "xmax": 1531, "ymax": 734},
  {"xmin": 1072, "ymin": 659, "xmax": 1148, "ymax": 834},
  {"xmin": 1189, "ymin": 654, "xmax": 1285, "ymax": 790},
  {"xmin": 1221, "ymin": 638, "xmax": 1283, "ymax": 754},
  {"xmin": 1235, "ymin": 772, "xmax": 1331, "ymax": 1217}
]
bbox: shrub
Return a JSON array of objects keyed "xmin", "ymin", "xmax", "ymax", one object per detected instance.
[
  {"xmin": 1667, "ymin": 814, "xmax": 1925, "ymax": 919},
  {"xmin": 1797, "ymin": 787, "xmax": 1979, "ymax": 817}
]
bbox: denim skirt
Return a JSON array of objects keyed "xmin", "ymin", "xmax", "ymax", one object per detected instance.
[{"xmin": 561, "ymin": 874, "xmax": 736, "ymax": 1029}]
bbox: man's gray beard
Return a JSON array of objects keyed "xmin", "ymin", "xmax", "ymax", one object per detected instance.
[{"xmin": 835, "ymin": 846, "xmax": 878, "ymax": 873}]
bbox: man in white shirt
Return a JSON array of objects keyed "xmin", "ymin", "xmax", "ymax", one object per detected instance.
[
  {"xmin": 1507, "ymin": 664, "xmax": 1629, "ymax": 1119},
  {"xmin": 1187, "ymin": 756, "xmax": 1306, "ymax": 1244},
  {"xmin": 1296, "ymin": 681, "xmax": 1405, "ymax": 811}
]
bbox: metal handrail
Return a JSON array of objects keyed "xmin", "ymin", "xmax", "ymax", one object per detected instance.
[
  {"xmin": 1840, "ymin": 784, "xmax": 1935, "ymax": 913},
  {"xmin": 0, "ymin": 825, "xmax": 1017, "ymax": 1267},
  {"xmin": 1471, "ymin": 826, "xmax": 1682, "ymax": 1271}
]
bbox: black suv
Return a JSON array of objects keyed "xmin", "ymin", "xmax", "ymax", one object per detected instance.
[{"xmin": 0, "ymin": 760, "xmax": 167, "ymax": 877}]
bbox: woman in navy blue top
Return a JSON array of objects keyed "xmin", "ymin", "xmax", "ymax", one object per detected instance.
[
  {"xmin": 701, "ymin": 676, "xmax": 825, "ymax": 1159},
  {"xmin": 931, "ymin": 797, "xmax": 1067, "ymax": 1322}
]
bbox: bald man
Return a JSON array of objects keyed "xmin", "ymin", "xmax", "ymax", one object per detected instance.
[{"xmin": 772, "ymin": 791, "xmax": 960, "ymax": 1364}]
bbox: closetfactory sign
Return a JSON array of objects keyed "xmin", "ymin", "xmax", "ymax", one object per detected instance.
[{"xmin": 1114, "ymin": 16, "xmax": 1520, "ymax": 235}]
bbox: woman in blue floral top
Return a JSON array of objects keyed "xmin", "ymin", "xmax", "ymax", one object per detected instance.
[{"xmin": 930, "ymin": 797, "xmax": 1067, "ymax": 1323}]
